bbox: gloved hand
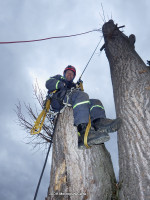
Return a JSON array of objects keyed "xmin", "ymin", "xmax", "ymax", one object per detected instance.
[
  {"xmin": 76, "ymin": 79, "xmax": 84, "ymax": 91},
  {"xmin": 76, "ymin": 79, "xmax": 83, "ymax": 86},
  {"xmin": 42, "ymin": 93, "xmax": 52, "ymax": 108}
]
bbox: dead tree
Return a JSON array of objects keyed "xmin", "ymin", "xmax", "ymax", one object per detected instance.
[
  {"xmin": 102, "ymin": 20, "xmax": 150, "ymax": 200},
  {"xmin": 46, "ymin": 107, "xmax": 117, "ymax": 200}
]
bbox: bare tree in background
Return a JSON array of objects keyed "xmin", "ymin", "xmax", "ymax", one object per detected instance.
[
  {"xmin": 15, "ymin": 81, "xmax": 54, "ymax": 149},
  {"xmin": 102, "ymin": 20, "xmax": 150, "ymax": 200}
]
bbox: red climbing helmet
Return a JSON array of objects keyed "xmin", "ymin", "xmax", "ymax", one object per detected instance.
[{"xmin": 63, "ymin": 65, "xmax": 76, "ymax": 77}]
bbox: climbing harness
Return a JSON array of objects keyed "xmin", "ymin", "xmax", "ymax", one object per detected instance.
[{"xmin": 60, "ymin": 87, "xmax": 78, "ymax": 113}]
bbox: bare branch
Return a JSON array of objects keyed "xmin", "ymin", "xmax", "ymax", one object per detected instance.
[{"xmin": 15, "ymin": 80, "xmax": 55, "ymax": 150}]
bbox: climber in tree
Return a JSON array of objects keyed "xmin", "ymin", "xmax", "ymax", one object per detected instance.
[{"xmin": 45, "ymin": 65, "xmax": 122, "ymax": 149}]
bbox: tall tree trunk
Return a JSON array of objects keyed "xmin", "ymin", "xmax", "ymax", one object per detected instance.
[
  {"xmin": 102, "ymin": 20, "xmax": 150, "ymax": 200},
  {"xmin": 46, "ymin": 107, "xmax": 116, "ymax": 200}
]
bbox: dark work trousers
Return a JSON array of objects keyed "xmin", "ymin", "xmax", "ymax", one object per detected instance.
[{"xmin": 50, "ymin": 88, "xmax": 106, "ymax": 126}]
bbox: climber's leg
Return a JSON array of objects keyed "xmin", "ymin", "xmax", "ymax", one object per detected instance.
[{"xmin": 89, "ymin": 99, "xmax": 122, "ymax": 133}]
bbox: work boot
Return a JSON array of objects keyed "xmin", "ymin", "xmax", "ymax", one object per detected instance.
[
  {"xmin": 93, "ymin": 117, "xmax": 122, "ymax": 134},
  {"xmin": 77, "ymin": 123, "xmax": 110, "ymax": 149}
]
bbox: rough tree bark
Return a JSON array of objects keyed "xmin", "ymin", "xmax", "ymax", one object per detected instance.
[
  {"xmin": 46, "ymin": 107, "xmax": 116, "ymax": 200},
  {"xmin": 102, "ymin": 20, "xmax": 150, "ymax": 200}
]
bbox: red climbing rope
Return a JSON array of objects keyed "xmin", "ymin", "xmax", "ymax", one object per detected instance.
[{"xmin": 0, "ymin": 29, "xmax": 100, "ymax": 44}]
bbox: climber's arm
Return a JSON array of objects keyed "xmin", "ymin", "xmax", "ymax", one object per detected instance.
[{"xmin": 45, "ymin": 75, "xmax": 65, "ymax": 92}]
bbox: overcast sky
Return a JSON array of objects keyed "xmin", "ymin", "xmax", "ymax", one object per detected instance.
[{"xmin": 0, "ymin": 0, "xmax": 150, "ymax": 199}]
